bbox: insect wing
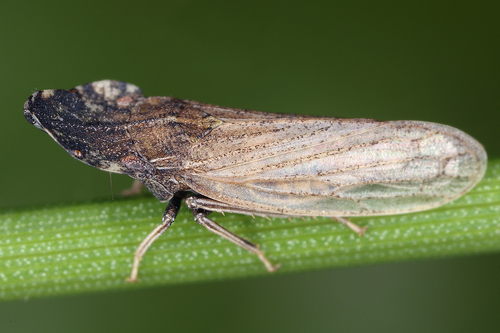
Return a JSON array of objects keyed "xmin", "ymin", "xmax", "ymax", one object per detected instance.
[{"xmin": 181, "ymin": 118, "xmax": 486, "ymax": 217}]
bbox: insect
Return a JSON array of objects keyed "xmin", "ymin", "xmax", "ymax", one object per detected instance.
[{"xmin": 23, "ymin": 80, "xmax": 487, "ymax": 282}]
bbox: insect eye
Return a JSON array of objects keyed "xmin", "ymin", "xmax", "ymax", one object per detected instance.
[{"xmin": 72, "ymin": 150, "xmax": 83, "ymax": 159}]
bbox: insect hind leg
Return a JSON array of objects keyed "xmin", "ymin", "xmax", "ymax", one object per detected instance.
[
  {"xmin": 191, "ymin": 208, "xmax": 279, "ymax": 273},
  {"xmin": 186, "ymin": 196, "xmax": 276, "ymax": 218},
  {"xmin": 332, "ymin": 216, "xmax": 368, "ymax": 237},
  {"xmin": 186, "ymin": 196, "xmax": 368, "ymax": 236}
]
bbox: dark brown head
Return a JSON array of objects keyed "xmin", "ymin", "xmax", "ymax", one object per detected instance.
[{"xmin": 23, "ymin": 80, "xmax": 147, "ymax": 175}]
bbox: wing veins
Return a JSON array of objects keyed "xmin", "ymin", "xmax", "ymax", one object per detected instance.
[{"xmin": 192, "ymin": 122, "xmax": 385, "ymax": 173}]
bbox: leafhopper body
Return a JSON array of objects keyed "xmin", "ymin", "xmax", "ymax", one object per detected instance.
[{"xmin": 24, "ymin": 80, "xmax": 487, "ymax": 281}]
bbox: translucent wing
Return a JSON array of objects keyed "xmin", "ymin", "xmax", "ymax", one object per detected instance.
[{"xmin": 179, "ymin": 117, "xmax": 487, "ymax": 217}]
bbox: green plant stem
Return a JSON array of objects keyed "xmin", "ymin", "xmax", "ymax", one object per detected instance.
[{"xmin": 1, "ymin": 160, "xmax": 499, "ymax": 301}]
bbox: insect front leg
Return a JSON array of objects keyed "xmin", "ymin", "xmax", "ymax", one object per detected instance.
[
  {"xmin": 190, "ymin": 208, "xmax": 279, "ymax": 273},
  {"xmin": 126, "ymin": 193, "xmax": 184, "ymax": 282}
]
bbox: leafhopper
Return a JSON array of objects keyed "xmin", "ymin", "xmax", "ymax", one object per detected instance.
[{"xmin": 24, "ymin": 80, "xmax": 487, "ymax": 281}]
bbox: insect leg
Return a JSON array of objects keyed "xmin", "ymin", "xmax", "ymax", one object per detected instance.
[
  {"xmin": 187, "ymin": 196, "xmax": 368, "ymax": 236},
  {"xmin": 191, "ymin": 208, "xmax": 280, "ymax": 273},
  {"xmin": 332, "ymin": 217, "xmax": 368, "ymax": 237},
  {"xmin": 121, "ymin": 179, "xmax": 144, "ymax": 196},
  {"xmin": 126, "ymin": 193, "xmax": 183, "ymax": 282},
  {"xmin": 186, "ymin": 196, "xmax": 277, "ymax": 218}
]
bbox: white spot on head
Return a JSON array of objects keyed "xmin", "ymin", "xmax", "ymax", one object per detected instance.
[
  {"xmin": 125, "ymin": 83, "xmax": 141, "ymax": 94},
  {"xmin": 41, "ymin": 90, "xmax": 55, "ymax": 99},
  {"xmin": 90, "ymin": 80, "xmax": 141, "ymax": 101},
  {"xmin": 91, "ymin": 81, "xmax": 121, "ymax": 100}
]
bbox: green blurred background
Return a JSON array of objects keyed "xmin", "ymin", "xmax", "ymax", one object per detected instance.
[{"xmin": 1, "ymin": 1, "xmax": 499, "ymax": 332}]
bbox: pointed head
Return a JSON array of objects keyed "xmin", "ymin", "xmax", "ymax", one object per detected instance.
[{"xmin": 23, "ymin": 80, "xmax": 145, "ymax": 174}]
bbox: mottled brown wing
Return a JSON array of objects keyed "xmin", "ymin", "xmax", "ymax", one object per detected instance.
[{"xmin": 178, "ymin": 118, "xmax": 486, "ymax": 217}]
